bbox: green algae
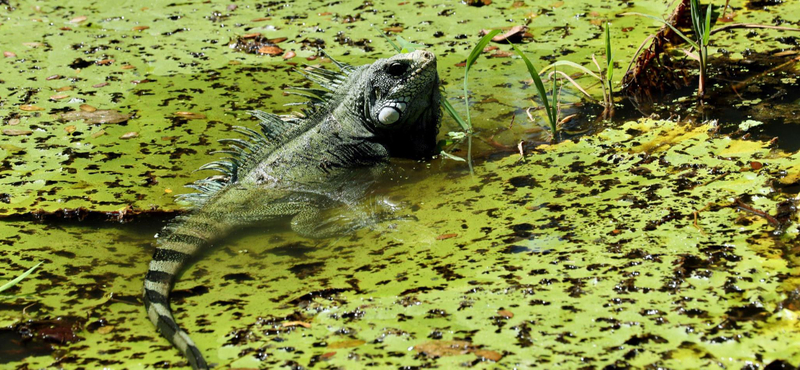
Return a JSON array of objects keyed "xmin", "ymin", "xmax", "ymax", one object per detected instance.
[
  {"xmin": 2, "ymin": 0, "xmax": 800, "ymax": 369},
  {"xmin": 3, "ymin": 119, "xmax": 800, "ymax": 368},
  {"xmin": 1, "ymin": 0, "xmax": 798, "ymax": 215}
]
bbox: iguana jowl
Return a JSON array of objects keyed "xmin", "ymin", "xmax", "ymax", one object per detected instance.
[{"xmin": 143, "ymin": 50, "xmax": 440, "ymax": 369}]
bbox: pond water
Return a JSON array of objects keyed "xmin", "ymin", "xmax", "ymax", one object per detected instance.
[{"xmin": 2, "ymin": 0, "xmax": 800, "ymax": 369}]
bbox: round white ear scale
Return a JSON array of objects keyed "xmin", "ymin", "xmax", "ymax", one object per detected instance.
[{"xmin": 378, "ymin": 107, "xmax": 400, "ymax": 124}]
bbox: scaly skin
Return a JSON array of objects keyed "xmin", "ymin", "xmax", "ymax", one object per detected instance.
[{"xmin": 143, "ymin": 50, "xmax": 441, "ymax": 369}]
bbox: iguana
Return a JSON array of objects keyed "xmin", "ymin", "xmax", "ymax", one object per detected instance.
[{"xmin": 143, "ymin": 50, "xmax": 441, "ymax": 370}]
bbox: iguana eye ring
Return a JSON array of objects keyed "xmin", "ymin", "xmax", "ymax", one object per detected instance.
[{"xmin": 386, "ymin": 62, "xmax": 408, "ymax": 77}]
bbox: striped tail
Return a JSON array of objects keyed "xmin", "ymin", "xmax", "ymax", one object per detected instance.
[{"xmin": 143, "ymin": 214, "xmax": 225, "ymax": 370}]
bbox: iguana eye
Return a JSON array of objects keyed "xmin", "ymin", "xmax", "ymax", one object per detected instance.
[{"xmin": 386, "ymin": 62, "xmax": 408, "ymax": 77}]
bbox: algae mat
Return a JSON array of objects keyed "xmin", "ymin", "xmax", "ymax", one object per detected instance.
[
  {"xmin": 3, "ymin": 0, "xmax": 800, "ymax": 369},
  {"xmin": 1, "ymin": 0, "xmax": 798, "ymax": 214},
  {"xmin": 3, "ymin": 119, "xmax": 800, "ymax": 369}
]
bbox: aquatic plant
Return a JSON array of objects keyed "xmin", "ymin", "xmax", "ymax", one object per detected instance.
[
  {"xmin": 539, "ymin": 22, "xmax": 615, "ymax": 120},
  {"xmin": 624, "ymin": 0, "xmax": 800, "ymax": 100},
  {"xmin": 510, "ymin": 44, "xmax": 559, "ymax": 139},
  {"xmin": 0, "ymin": 262, "xmax": 42, "ymax": 299}
]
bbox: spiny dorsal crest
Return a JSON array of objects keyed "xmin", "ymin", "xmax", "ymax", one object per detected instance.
[{"xmin": 177, "ymin": 55, "xmax": 356, "ymax": 208}]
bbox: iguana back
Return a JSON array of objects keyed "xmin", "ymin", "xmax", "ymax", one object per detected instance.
[{"xmin": 143, "ymin": 50, "xmax": 441, "ymax": 369}]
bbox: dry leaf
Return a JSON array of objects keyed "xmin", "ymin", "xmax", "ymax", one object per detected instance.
[
  {"xmin": 174, "ymin": 111, "xmax": 207, "ymax": 120},
  {"xmin": 436, "ymin": 233, "xmax": 458, "ymax": 240},
  {"xmin": 64, "ymin": 125, "xmax": 77, "ymax": 133},
  {"xmin": 91, "ymin": 129, "xmax": 106, "ymax": 138},
  {"xmin": 281, "ymin": 321, "xmax": 312, "ymax": 328},
  {"xmin": 20, "ymin": 105, "xmax": 44, "ymax": 111},
  {"xmin": 497, "ymin": 309, "xmax": 514, "ymax": 318},
  {"xmin": 257, "ymin": 46, "xmax": 283, "ymax": 55},
  {"xmin": 69, "ymin": 16, "xmax": 88, "ymax": 23},
  {"xmin": 56, "ymin": 86, "xmax": 73, "ymax": 92},
  {"xmin": 59, "ymin": 109, "xmax": 131, "ymax": 124},
  {"xmin": 3, "ymin": 129, "xmax": 33, "ymax": 136},
  {"xmin": 413, "ymin": 340, "xmax": 472, "ymax": 357},
  {"xmin": 79, "ymin": 104, "xmax": 97, "ymax": 112},
  {"xmin": 326, "ymin": 339, "xmax": 365, "ymax": 349},
  {"xmin": 96, "ymin": 325, "xmax": 115, "ymax": 334},
  {"xmin": 120, "ymin": 131, "xmax": 138, "ymax": 139},
  {"xmin": 283, "ymin": 51, "xmax": 296, "ymax": 60},
  {"xmin": 132, "ymin": 25, "xmax": 149, "ymax": 31},
  {"xmin": 50, "ymin": 94, "xmax": 69, "ymax": 100}
]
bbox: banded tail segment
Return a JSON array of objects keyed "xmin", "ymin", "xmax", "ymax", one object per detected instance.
[{"xmin": 144, "ymin": 214, "xmax": 226, "ymax": 370}]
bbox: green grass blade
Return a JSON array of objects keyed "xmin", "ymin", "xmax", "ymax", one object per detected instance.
[
  {"xmin": 463, "ymin": 29, "xmax": 501, "ymax": 129},
  {"xmin": 605, "ymin": 23, "xmax": 613, "ymax": 83},
  {"xmin": 703, "ymin": 3, "xmax": 712, "ymax": 46},
  {"xmin": 541, "ymin": 60, "xmax": 602, "ymax": 80},
  {"xmin": 441, "ymin": 99, "xmax": 470, "ymax": 132},
  {"xmin": 396, "ymin": 35, "xmax": 424, "ymax": 53},
  {"xmin": 621, "ymin": 12, "xmax": 700, "ymax": 49},
  {"xmin": 373, "ymin": 25, "xmax": 402, "ymax": 53},
  {"xmin": 0, "ymin": 261, "xmax": 42, "ymax": 294},
  {"xmin": 465, "ymin": 30, "xmax": 501, "ymax": 78},
  {"xmin": 551, "ymin": 68, "xmax": 558, "ymax": 132},
  {"xmin": 605, "ymin": 23, "xmax": 612, "ymax": 70},
  {"xmin": 510, "ymin": 43, "xmax": 556, "ymax": 132}
]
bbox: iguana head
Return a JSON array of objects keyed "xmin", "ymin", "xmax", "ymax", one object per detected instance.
[{"xmin": 362, "ymin": 50, "xmax": 441, "ymax": 159}]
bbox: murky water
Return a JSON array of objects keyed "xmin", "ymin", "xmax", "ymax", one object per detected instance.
[{"xmin": 2, "ymin": 0, "xmax": 800, "ymax": 369}]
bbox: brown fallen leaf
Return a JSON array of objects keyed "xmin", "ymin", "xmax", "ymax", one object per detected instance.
[
  {"xmin": 8, "ymin": 118, "xmax": 20, "ymax": 125},
  {"xmin": 3, "ymin": 129, "xmax": 33, "ymax": 136},
  {"xmin": 497, "ymin": 309, "xmax": 514, "ymax": 318},
  {"xmin": 251, "ymin": 17, "xmax": 271, "ymax": 22},
  {"xmin": 257, "ymin": 46, "xmax": 283, "ymax": 56},
  {"xmin": 281, "ymin": 321, "xmax": 312, "ymax": 328},
  {"xmin": 69, "ymin": 16, "xmax": 87, "ymax": 24},
  {"xmin": 242, "ymin": 32, "xmax": 261, "ymax": 39},
  {"xmin": 50, "ymin": 94, "xmax": 69, "ymax": 100},
  {"xmin": 91, "ymin": 129, "xmax": 106, "ymax": 138},
  {"xmin": 20, "ymin": 105, "xmax": 44, "ymax": 111},
  {"xmin": 132, "ymin": 25, "xmax": 149, "ymax": 31},
  {"xmin": 489, "ymin": 50, "xmax": 514, "ymax": 58},
  {"xmin": 3, "ymin": 51, "xmax": 16, "ymax": 58},
  {"xmin": 56, "ymin": 86, "xmax": 73, "ymax": 92},
  {"xmin": 383, "ymin": 26, "xmax": 403, "ymax": 33},
  {"xmin": 92, "ymin": 82, "xmax": 109, "ymax": 88},
  {"xmin": 473, "ymin": 349, "xmax": 503, "ymax": 362},
  {"xmin": 480, "ymin": 25, "xmax": 527, "ymax": 42},
  {"xmin": 46, "ymin": 74, "xmax": 61, "ymax": 80},
  {"xmin": 96, "ymin": 59, "xmax": 114, "ymax": 65},
  {"xmin": 283, "ymin": 51, "xmax": 296, "ymax": 60},
  {"xmin": 413, "ymin": 340, "xmax": 472, "ymax": 357},
  {"xmin": 79, "ymin": 104, "xmax": 97, "ymax": 112},
  {"xmin": 174, "ymin": 111, "xmax": 207, "ymax": 120},
  {"xmin": 436, "ymin": 233, "xmax": 458, "ymax": 240},
  {"xmin": 59, "ymin": 109, "xmax": 131, "ymax": 124},
  {"xmin": 121, "ymin": 65, "xmax": 136, "ymax": 70},
  {"xmin": 64, "ymin": 125, "xmax": 77, "ymax": 133},
  {"xmin": 269, "ymin": 37, "xmax": 288, "ymax": 44},
  {"xmin": 326, "ymin": 339, "xmax": 365, "ymax": 349},
  {"xmin": 23, "ymin": 42, "xmax": 44, "ymax": 48},
  {"xmin": 96, "ymin": 325, "xmax": 115, "ymax": 334},
  {"xmin": 120, "ymin": 131, "xmax": 138, "ymax": 139}
]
